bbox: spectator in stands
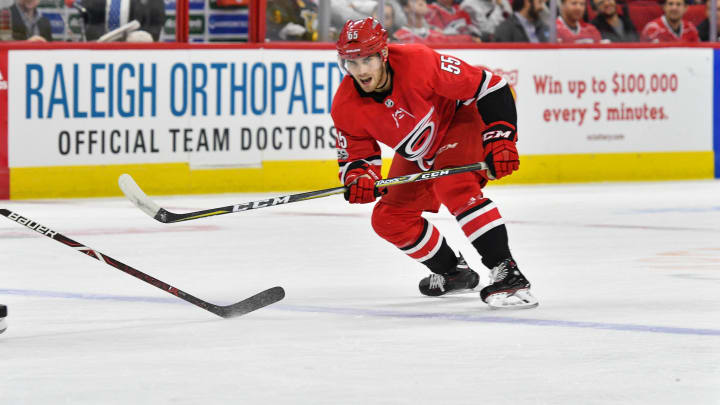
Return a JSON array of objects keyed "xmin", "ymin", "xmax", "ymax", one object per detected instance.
[
  {"xmin": 556, "ymin": 0, "xmax": 602, "ymax": 42},
  {"xmin": 4, "ymin": 0, "xmax": 52, "ymax": 41},
  {"xmin": 394, "ymin": 0, "xmax": 477, "ymax": 43},
  {"xmin": 426, "ymin": 0, "xmax": 481, "ymax": 38},
  {"xmin": 373, "ymin": 0, "xmax": 405, "ymax": 37},
  {"xmin": 641, "ymin": 0, "xmax": 699, "ymax": 42},
  {"xmin": 332, "ymin": 0, "xmax": 407, "ymax": 40},
  {"xmin": 538, "ymin": 0, "xmax": 553, "ymax": 29},
  {"xmin": 84, "ymin": 0, "xmax": 165, "ymax": 42},
  {"xmin": 590, "ymin": 0, "xmax": 638, "ymax": 42},
  {"xmin": 493, "ymin": 0, "xmax": 549, "ymax": 42},
  {"xmin": 460, "ymin": 0, "xmax": 512, "ymax": 41},
  {"xmin": 267, "ymin": 0, "xmax": 318, "ymax": 41},
  {"xmin": 696, "ymin": 0, "xmax": 720, "ymax": 41},
  {"xmin": 332, "ymin": 0, "xmax": 390, "ymax": 31}
]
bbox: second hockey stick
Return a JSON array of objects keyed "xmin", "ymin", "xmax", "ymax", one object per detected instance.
[
  {"xmin": 0, "ymin": 208, "xmax": 285, "ymax": 318},
  {"xmin": 119, "ymin": 161, "xmax": 492, "ymax": 223}
]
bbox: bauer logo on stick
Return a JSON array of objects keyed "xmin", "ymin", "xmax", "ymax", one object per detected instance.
[{"xmin": 7, "ymin": 212, "xmax": 57, "ymax": 238}]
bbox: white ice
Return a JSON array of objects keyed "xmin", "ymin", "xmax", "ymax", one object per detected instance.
[{"xmin": 1, "ymin": 180, "xmax": 719, "ymax": 404}]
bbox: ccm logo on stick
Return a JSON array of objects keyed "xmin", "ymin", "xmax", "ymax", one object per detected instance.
[
  {"xmin": 7, "ymin": 212, "xmax": 57, "ymax": 238},
  {"xmin": 232, "ymin": 196, "xmax": 291, "ymax": 212},
  {"xmin": 420, "ymin": 170, "xmax": 449, "ymax": 179}
]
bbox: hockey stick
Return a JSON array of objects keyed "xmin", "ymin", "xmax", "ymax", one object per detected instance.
[
  {"xmin": 119, "ymin": 161, "xmax": 492, "ymax": 223},
  {"xmin": 0, "ymin": 208, "xmax": 285, "ymax": 318}
]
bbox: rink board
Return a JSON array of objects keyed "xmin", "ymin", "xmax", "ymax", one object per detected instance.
[{"xmin": 0, "ymin": 43, "xmax": 716, "ymax": 199}]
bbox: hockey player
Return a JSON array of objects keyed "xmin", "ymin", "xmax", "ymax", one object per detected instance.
[{"xmin": 331, "ymin": 17, "xmax": 538, "ymax": 309}]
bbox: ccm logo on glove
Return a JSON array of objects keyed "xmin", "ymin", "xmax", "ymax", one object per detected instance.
[{"xmin": 483, "ymin": 130, "xmax": 513, "ymax": 142}]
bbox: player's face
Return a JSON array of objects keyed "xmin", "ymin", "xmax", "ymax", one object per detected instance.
[
  {"xmin": 561, "ymin": 0, "xmax": 586, "ymax": 23},
  {"xmin": 663, "ymin": 0, "xmax": 687, "ymax": 23},
  {"xmin": 344, "ymin": 54, "xmax": 386, "ymax": 93}
]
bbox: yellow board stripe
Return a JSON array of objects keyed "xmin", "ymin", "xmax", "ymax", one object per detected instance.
[{"xmin": 9, "ymin": 151, "xmax": 714, "ymax": 199}]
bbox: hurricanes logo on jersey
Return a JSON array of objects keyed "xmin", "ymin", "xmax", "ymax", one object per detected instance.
[{"xmin": 395, "ymin": 107, "xmax": 436, "ymax": 165}]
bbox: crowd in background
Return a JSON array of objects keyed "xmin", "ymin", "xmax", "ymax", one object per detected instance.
[
  {"xmin": 268, "ymin": 0, "xmax": 720, "ymax": 43},
  {"xmin": 0, "ymin": 0, "xmax": 165, "ymax": 42},
  {"xmin": 0, "ymin": 0, "xmax": 717, "ymax": 42}
]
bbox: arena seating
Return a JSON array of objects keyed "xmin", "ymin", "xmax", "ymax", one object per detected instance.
[{"xmin": 586, "ymin": 0, "xmax": 706, "ymax": 36}]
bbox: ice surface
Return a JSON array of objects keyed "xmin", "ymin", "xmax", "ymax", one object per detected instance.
[{"xmin": 1, "ymin": 180, "xmax": 719, "ymax": 404}]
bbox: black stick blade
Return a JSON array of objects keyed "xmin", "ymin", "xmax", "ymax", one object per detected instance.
[{"xmin": 213, "ymin": 287, "xmax": 285, "ymax": 318}]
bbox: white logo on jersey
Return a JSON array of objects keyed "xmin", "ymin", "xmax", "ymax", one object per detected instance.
[
  {"xmin": 436, "ymin": 142, "xmax": 458, "ymax": 156},
  {"xmin": 0, "ymin": 69, "xmax": 7, "ymax": 91},
  {"xmin": 395, "ymin": 107, "xmax": 436, "ymax": 162},
  {"xmin": 391, "ymin": 107, "xmax": 415, "ymax": 128},
  {"xmin": 384, "ymin": 99, "xmax": 394, "ymax": 108}
]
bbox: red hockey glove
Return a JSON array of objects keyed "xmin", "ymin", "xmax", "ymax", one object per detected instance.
[
  {"xmin": 483, "ymin": 139, "xmax": 519, "ymax": 180},
  {"xmin": 344, "ymin": 172, "xmax": 386, "ymax": 204}
]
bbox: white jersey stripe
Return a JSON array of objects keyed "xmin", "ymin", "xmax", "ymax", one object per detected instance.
[
  {"xmin": 467, "ymin": 218, "xmax": 505, "ymax": 242},
  {"xmin": 463, "ymin": 70, "xmax": 508, "ymax": 105},
  {"xmin": 457, "ymin": 202, "xmax": 497, "ymax": 228},
  {"xmin": 414, "ymin": 234, "xmax": 445, "ymax": 263},
  {"xmin": 402, "ymin": 226, "xmax": 433, "ymax": 255}
]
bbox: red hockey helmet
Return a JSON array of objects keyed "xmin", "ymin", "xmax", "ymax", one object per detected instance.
[{"xmin": 336, "ymin": 17, "xmax": 388, "ymax": 60}]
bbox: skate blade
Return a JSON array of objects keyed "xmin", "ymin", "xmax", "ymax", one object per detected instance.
[
  {"xmin": 485, "ymin": 289, "xmax": 539, "ymax": 310},
  {"xmin": 441, "ymin": 288, "xmax": 479, "ymax": 296},
  {"xmin": 438, "ymin": 282, "xmax": 486, "ymax": 297}
]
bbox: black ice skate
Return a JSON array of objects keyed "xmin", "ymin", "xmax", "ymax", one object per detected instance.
[
  {"xmin": 419, "ymin": 256, "xmax": 481, "ymax": 297},
  {"xmin": 480, "ymin": 258, "xmax": 538, "ymax": 309}
]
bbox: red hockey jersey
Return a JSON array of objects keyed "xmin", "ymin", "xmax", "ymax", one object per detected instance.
[
  {"xmin": 641, "ymin": 16, "xmax": 699, "ymax": 43},
  {"xmin": 556, "ymin": 17, "xmax": 602, "ymax": 43},
  {"xmin": 331, "ymin": 43, "xmax": 506, "ymax": 182}
]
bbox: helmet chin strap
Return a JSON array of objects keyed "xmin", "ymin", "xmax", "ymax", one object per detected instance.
[{"xmin": 375, "ymin": 63, "xmax": 391, "ymax": 92}]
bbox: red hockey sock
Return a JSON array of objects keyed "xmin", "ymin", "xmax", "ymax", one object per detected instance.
[{"xmin": 455, "ymin": 198, "xmax": 512, "ymax": 268}]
